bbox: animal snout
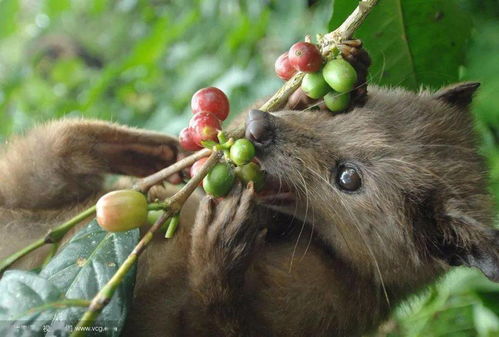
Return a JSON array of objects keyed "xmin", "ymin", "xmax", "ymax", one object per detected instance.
[{"xmin": 245, "ymin": 109, "xmax": 274, "ymax": 147}]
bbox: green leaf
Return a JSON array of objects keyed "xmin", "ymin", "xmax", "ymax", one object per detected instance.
[
  {"xmin": 0, "ymin": 271, "xmax": 63, "ymax": 334},
  {"xmin": 0, "ymin": 220, "xmax": 139, "ymax": 336},
  {"xmin": 0, "ymin": 271, "xmax": 90, "ymax": 335},
  {"xmin": 39, "ymin": 219, "xmax": 139, "ymax": 336},
  {"xmin": 329, "ymin": 0, "xmax": 472, "ymax": 90},
  {"xmin": 465, "ymin": 21, "xmax": 499, "ymax": 129}
]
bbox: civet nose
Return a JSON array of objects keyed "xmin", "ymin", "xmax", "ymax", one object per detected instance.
[{"xmin": 245, "ymin": 109, "xmax": 274, "ymax": 147}]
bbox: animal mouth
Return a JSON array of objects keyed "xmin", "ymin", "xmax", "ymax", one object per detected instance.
[{"xmin": 254, "ymin": 158, "xmax": 295, "ymax": 206}]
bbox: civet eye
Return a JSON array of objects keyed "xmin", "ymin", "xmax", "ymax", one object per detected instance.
[{"xmin": 335, "ymin": 164, "xmax": 362, "ymax": 192}]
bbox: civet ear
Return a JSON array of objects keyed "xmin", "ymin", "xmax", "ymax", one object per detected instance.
[{"xmin": 434, "ymin": 82, "xmax": 480, "ymax": 108}]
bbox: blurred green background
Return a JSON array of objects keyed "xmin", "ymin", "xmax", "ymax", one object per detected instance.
[{"xmin": 0, "ymin": 0, "xmax": 498, "ymax": 336}]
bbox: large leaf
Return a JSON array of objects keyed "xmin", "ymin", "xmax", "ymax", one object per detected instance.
[
  {"xmin": 39, "ymin": 219, "xmax": 139, "ymax": 336},
  {"xmin": 462, "ymin": 20, "xmax": 499, "ymax": 205},
  {"xmin": 0, "ymin": 271, "xmax": 66, "ymax": 335},
  {"xmin": 329, "ymin": 0, "xmax": 472, "ymax": 90},
  {"xmin": 0, "ymin": 220, "xmax": 139, "ymax": 336}
]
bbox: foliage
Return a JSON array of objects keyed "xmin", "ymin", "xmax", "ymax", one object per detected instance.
[
  {"xmin": 0, "ymin": 0, "xmax": 331, "ymax": 138},
  {"xmin": 0, "ymin": 0, "xmax": 498, "ymax": 336},
  {"xmin": 0, "ymin": 220, "xmax": 139, "ymax": 336},
  {"xmin": 329, "ymin": 0, "xmax": 472, "ymax": 91}
]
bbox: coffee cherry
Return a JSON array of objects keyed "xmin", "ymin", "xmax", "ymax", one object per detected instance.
[
  {"xmin": 230, "ymin": 139, "xmax": 256, "ymax": 166},
  {"xmin": 96, "ymin": 190, "xmax": 148, "ymax": 232},
  {"xmin": 323, "ymin": 59, "xmax": 357, "ymax": 93},
  {"xmin": 288, "ymin": 42, "xmax": 323, "ymax": 73},
  {"xmin": 147, "ymin": 210, "xmax": 164, "ymax": 225},
  {"xmin": 301, "ymin": 71, "xmax": 330, "ymax": 99},
  {"xmin": 179, "ymin": 127, "xmax": 202, "ymax": 151},
  {"xmin": 190, "ymin": 157, "xmax": 209, "ymax": 179},
  {"xmin": 275, "ymin": 52, "xmax": 297, "ymax": 81},
  {"xmin": 189, "ymin": 111, "xmax": 222, "ymax": 146},
  {"xmin": 324, "ymin": 91, "xmax": 350, "ymax": 112},
  {"xmin": 191, "ymin": 87, "xmax": 230, "ymax": 121},
  {"xmin": 235, "ymin": 162, "xmax": 265, "ymax": 191},
  {"xmin": 203, "ymin": 162, "xmax": 235, "ymax": 197}
]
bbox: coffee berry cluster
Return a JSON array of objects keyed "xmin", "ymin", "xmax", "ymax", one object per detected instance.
[
  {"xmin": 180, "ymin": 87, "xmax": 265, "ymax": 198},
  {"xmin": 275, "ymin": 41, "xmax": 358, "ymax": 112},
  {"xmin": 95, "ymin": 87, "xmax": 264, "ymax": 233}
]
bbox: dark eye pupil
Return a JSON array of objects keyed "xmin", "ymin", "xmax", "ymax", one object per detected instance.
[{"xmin": 336, "ymin": 166, "xmax": 361, "ymax": 191}]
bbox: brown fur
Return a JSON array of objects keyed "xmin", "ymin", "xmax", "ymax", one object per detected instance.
[
  {"xmin": 0, "ymin": 83, "xmax": 497, "ymax": 337},
  {"xmin": 0, "ymin": 119, "xmax": 179, "ymax": 268}
]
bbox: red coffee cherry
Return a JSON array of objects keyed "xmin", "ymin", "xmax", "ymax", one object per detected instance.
[
  {"xmin": 191, "ymin": 87, "xmax": 230, "ymax": 121},
  {"xmin": 288, "ymin": 42, "xmax": 323, "ymax": 73},
  {"xmin": 275, "ymin": 52, "xmax": 297, "ymax": 81},
  {"xmin": 179, "ymin": 127, "xmax": 202, "ymax": 151},
  {"xmin": 189, "ymin": 111, "xmax": 222, "ymax": 146}
]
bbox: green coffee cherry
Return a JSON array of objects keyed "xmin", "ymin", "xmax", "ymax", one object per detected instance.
[
  {"xmin": 230, "ymin": 139, "xmax": 256, "ymax": 166},
  {"xmin": 323, "ymin": 59, "xmax": 357, "ymax": 93},
  {"xmin": 324, "ymin": 91, "xmax": 350, "ymax": 112},
  {"xmin": 147, "ymin": 210, "xmax": 164, "ymax": 225},
  {"xmin": 147, "ymin": 210, "xmax": 170, "ymax": 233},
  {"xmin": 203, "ymin": 162, "xmax": 236, "ymax": 197},
  {"xmin": 235, "ymin": 162, "xmax": 265, "ymax": 191},
  {"xmin": 301, "ymin": 71, "xmax": 330, "ymax": 99},
  {"xmin": 96, "ymin": 190, "xmax": 148, "ymax": 232}
]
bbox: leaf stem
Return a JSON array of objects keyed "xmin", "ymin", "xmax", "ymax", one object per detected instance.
[
  {"xmin": 40, "ymin": 242, "xmax": 60, "ymax": 269},
  {"xmin": 0, "ymin": 205, "xmax": 96, "ymax": 274},
  {"xmin": 44, "ymin": 205, "xmax": 97, "ymax": 243},
  {"xmin": 0, "ymin": 239, "xmax": 45, "ymax": 274}
]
